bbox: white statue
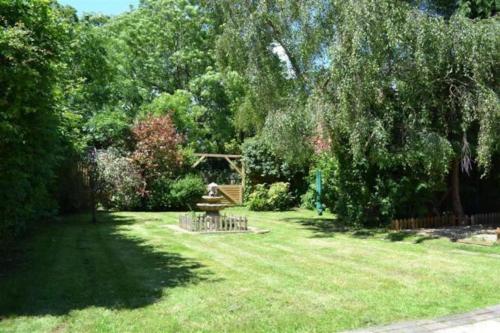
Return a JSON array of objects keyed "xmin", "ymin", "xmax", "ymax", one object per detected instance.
[{"xmin": 207, "ymin": 182, "xmax": 219, "ymax": 197}]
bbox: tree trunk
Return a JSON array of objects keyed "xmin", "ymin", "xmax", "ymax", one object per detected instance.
[
  {"xmin": 450, "ymin": 158, "xmax": 464, "ymax": 223},
  {"xmin": 89, "ymin": 171, "xmax": 97, "ymax": 224}
]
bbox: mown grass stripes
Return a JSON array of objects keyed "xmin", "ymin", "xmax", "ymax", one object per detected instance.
[{"xmin": 0, "ymin": 209, "xmax": 499, "ymax": 333}]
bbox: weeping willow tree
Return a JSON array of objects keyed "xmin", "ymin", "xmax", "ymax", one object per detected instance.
[
  {"xmin": 216, "ymin": 0, "xmax": 499, "ymax": 225},
  {"xmin": 212, "ymin": 0, "xmax": 335, "ymax": 142},
  {"xmin": 316, "ymin": 0, "xmax": 499, "ymax": 224}
]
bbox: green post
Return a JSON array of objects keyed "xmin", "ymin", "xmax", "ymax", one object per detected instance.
[{"xmin": 315, "ymin": 170, "xmax": 324, "ymax": 216}]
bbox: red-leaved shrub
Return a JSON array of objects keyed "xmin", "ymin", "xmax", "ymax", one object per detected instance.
[{"xmin": 132, "ymin": 115, "xmax": 184, "ymax": 180}]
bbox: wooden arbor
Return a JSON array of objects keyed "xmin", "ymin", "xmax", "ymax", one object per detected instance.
[{"xmin": 192, "ymin": 153, "xmax": 245, "ymax": 205}]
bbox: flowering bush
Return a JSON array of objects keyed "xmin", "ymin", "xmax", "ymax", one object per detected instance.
[{"xmin": 96, "ymin": 148, "xmax": 144, "ymax": 210}]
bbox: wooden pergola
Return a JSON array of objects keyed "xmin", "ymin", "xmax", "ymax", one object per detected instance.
[{"xmin": 192, "ymin": 153, "xmax": 245, "ymax": 205}]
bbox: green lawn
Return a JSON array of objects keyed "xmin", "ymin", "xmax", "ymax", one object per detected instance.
[{"xmin": 1, "ymin": 208, "xmax": 499, "ymax": 333}]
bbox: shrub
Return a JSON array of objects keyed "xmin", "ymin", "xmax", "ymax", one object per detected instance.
[
  {"xmin": 248, "ymin": 182, "xmax": 293, "ymax": 211},
  {"xmin": 132, "ymin": 115, "xmax": 184, "ymax": 180},
  {"xmin": 247, "ymin": 184, "xmax": 270, "ymax": 211},
  {"xmin": 300, "ymin": 190, "xmax": 316, "ymax": 210},
  {"xmin": 147, "ymin": 174, "xmax": 205, "ymax": 211},
  {"xmin": 96, "ymin": 148, "xmax": 144, "ymax": 210},
  {"xmin": 170, "ymin": 174, "xmax": 206, "ymax": 210},
  {"xmin": 146, "ymin": 176, "xmax": 173, "ymax": 211},
  {"xmin": 268, "ymin": 182, "xmax": 293, "ymax": 211}
]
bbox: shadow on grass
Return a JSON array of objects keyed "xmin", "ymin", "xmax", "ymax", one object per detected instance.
[
  {"xmin": 287, "ymin": 216, "xmax": 493, "ymax": 245},
  {"xmin": 0, "ymin": 212, "xmax": 211, "ymax": 318},
  {"xmin": 285, "ymin": 217, "xmax": 421, "ymax": 242},
  {"xmin": 351, "ymin": 230, "xmax": 376, "ymax": 239},
  {"xmin": 283, "ymin": 217, "xmax": 382, "ymax": 239},
  {"xmin": 386, "ymin": 226, "xmax": 495, "ymax": 244},
  {"xmin": 386, "ymin": 231, "xmax": 416, "ymax": 242},
  {"xmin": 284, "ymin": 217, "xmax": 346, "ymax": 238},
  {"xmin": 287, "ymin": 216, "xmax": 388, "ymax": 237},
  {"xmin": 414, "ymin": 235, "xmax": 440, "ymax": 243},
  {"xmin": 285, "ymin": 217, "xmax": 382, "ymax": 239}
]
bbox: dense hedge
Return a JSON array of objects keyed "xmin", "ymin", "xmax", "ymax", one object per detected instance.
[{"xmin": 0, "ymin": 1, "xmax": 69, "ymax": 242}]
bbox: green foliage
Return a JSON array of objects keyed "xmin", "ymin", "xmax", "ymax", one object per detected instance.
[
  {"xmin": 268, "ymin": 182, "xmax": 294, "ymax": 211},
  {"xmin": 262, "ymin": 98, "xmax": 316, "ymax": 165},
  {"xmin": 242, "ymin": 137, "xmax": 307, "ymax": 193},
  {"xmin": 228, "ymin": 0, "xmax": 499, "ymax": 225},
  {"xmin": 139, "ymin": 78, "xmax": 243, "ymax": 153},
  {"xmin": 0, "ymin": 0, "xmax": 70, "ymax": 240},
  {"xmin": 147, "ymin": 174, "xmax": 205, "ymax": 211},
  {"xmin": 301, "ymin": 154, "xmax": 338, "ymax": 210},
  {"xmin": 139, "ymin": 90, "xmax": 202, "ymax": 141},
  {"xmin": 84, "ymin": 108, "xmax": 132, "ymax": 149},
  {"xmin": 248, "ymin": 182, "xmax": 293, "ymax": 211},
  {"xmin": 146, "ymin": 176, "xmax": 174, "ymax": 211},
  {"xmin": 57, "ymin": 13, "xmax": 117, "ymax": 153},
  {"xmin": 457, "ymin": 0, "xmax": 499, "ymax": 18},
  {"xmin": 97, "ymin": 0, "xmax": 241, "ymax": 152},
  {"xmin": 169, "ymin": 174, "xmax": 205, "ymax": 210},
  {"xmin": 188, "ymin": 69, "xmax": 240, "ymax": 151},
  {"xmin": 247, "ymin": 184, "xmax": 271, "ymax": 211},
  {"xmin": 215, "ymin": 1, "xmax": 335, "ymax": 163},
  {"xmin": 315, "ymin": 0, "xmax": 499, "ymax": 225},
  {"xmin": 86, "ymin": 114, "xmax": 204, "ymax": 212},
  {"xmin": 63, "ymin": 14, "xmax": 115, "ymax": 117},
  {"xmin": 2, "ymin": 0, "xmax": 499, "ymax": 239}
]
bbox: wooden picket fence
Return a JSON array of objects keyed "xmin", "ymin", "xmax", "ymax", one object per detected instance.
[
  {"xmin": 391, "ymin": 212, "xmax": 500, "ymax": 230},
  {"xmin": 179, "ymin": 214, "xmax": 248, "ymax": 232}
]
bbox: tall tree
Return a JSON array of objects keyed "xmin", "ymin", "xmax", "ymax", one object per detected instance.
[
  {"xmin": 217, "ymin": 0, "xmax": 499, "ymax": 224},
  {"xmin": 322, "ymin": 0, "xmax": 498, "ymax": 222},
  {"xmin": 97, "ymin": 0, "xmax": 241, "ymax": 152},
  {"xmin": 214, "ymin": 0, "xmax": 335, "ymax": 161},
  {"xmin": 0, "ymin": 0, "xmax": 71, "ymax": 239}
]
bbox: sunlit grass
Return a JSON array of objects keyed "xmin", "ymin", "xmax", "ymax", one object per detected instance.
[{"xmin": 1, "ymin": 208, "xmax": 499, "ymax": 332}]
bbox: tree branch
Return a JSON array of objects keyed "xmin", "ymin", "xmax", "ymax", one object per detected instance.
[{"xmin": 265, "ymin": 18, "xmax": 306, "ymax": 82}]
